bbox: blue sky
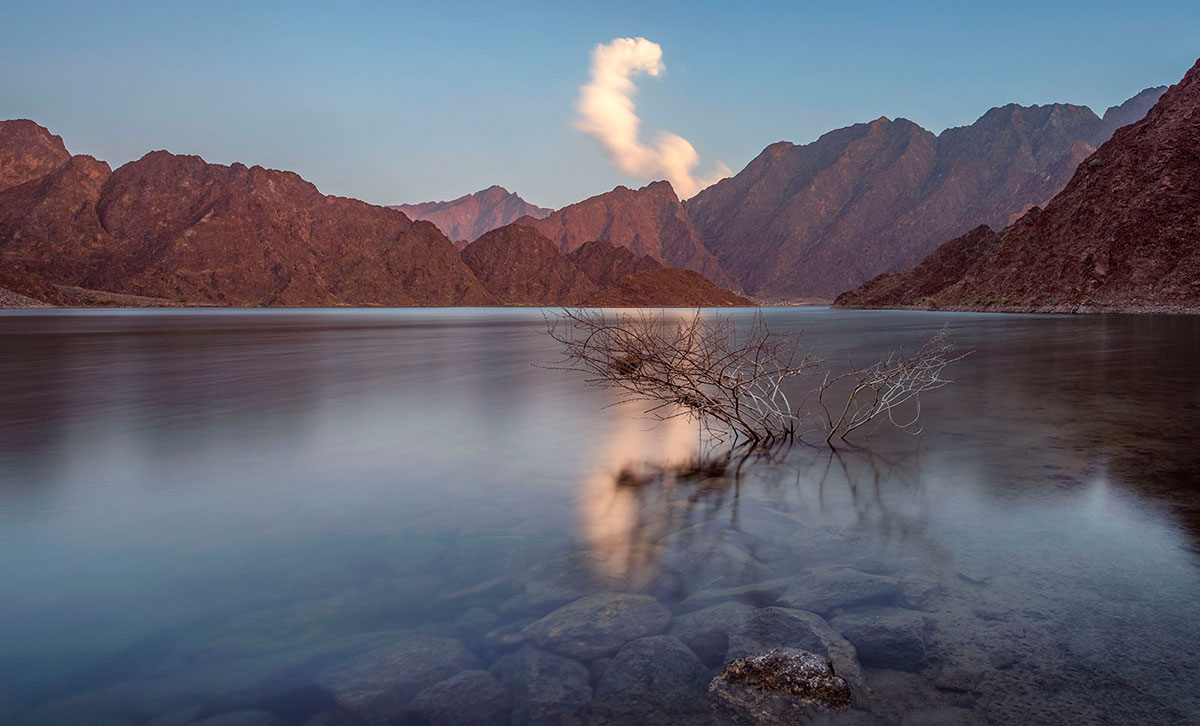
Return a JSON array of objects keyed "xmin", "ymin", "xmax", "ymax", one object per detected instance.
[{"xmin": 2, "ymin": 1, "xmax": 1195, "ymax": 208}]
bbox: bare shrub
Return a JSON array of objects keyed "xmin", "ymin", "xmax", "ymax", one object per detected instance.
[{"xmin": 544, "ymin": 308, "xmax": 966, "ymax": 446}]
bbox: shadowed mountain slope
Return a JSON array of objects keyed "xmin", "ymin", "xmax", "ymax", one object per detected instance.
[
  {"xmin": 517, "ymin": 180, "xmax": 735, "ymax": 289},
  {"xmin": 392, "ymin": 185, "xmax": 551, "ymax": 242},
  {"xmin": 686, "ymin": 87, "xmax": 1168, "ymax": 299},
  {"xmin": 834, "ymin": 61, "xmax": 1200, "ymax": 313}
]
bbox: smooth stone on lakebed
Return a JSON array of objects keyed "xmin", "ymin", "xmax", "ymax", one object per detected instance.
[
  {"xmin": 405, "ymin": 670, "xmax": 510, "ymax": 726},
  {"xmin": 490, "ymin": 645, "xmax": 592, "ymax": 726},
  {"xmin": 317, "ymin": 635, "xmax": 480, "ymax": 725},
  {"xmin": 677, "ymin": 577, "xmax": 794, "ymax": 612},
  {"xmin": 659, "ymin": 527, "xmax": 771, "ymax": 588},
  {"xmin": 830, "ymin": 608, "xmax": 931, "ymax": 672},
  {"xmin": 670, "ymin": 601, "xmax": 756, "ymax": 666},
  {"xmin": 592, "ymin": 636, "xmax": 709, "ymax": 722},
  {"xmin": 708, "ymin": 648, "xmax": 852, "ymax": 725},
  {"xmin": 672, "ymin": 602, "xmax": 866, "ymax": 694},
  {"xmin": 726, "ymin": 606, "xmax": 866, "ymax": 695},
  {"xmin": 189, "ymin": 712, "xmax": 280, "ymax": 726},
  {"xmin": 776, "ymin": 566, "xmax": 903, "ymax": 615},
  {"xmin": 521, "ymin": 592, "xmax": 672, "ymax": 660}
]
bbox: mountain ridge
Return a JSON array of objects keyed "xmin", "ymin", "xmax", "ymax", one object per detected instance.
[
  {"xmin": 686, "ymin": 86, "xmax": 1168, "ymax": 299},
  {"xmin": 392, "ymin": 185, "xmax": 551, "ymax": 243},
  {"xmin": 834, "ymin": 61, "xmax": 1200, "ymax": 313}
]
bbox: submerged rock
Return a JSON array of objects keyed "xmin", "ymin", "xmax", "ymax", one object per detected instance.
[
  {"xmin": 725, "ymin": 607, "xmax": 866, "ymax": 694},
  {"xmin": 489, "ymin": 645, "xmax": 592, "ymax": 726},
  {"xmin": 189, "ymin": 712, "xmax": 281, "ymax": 726},
  {"xmin": 481, "ymin": 621, "xmax": 528, "ymax": 651},
  {"xmin": 317, "ymin": 635, "xmax": 480, "ymax": 725},
  {"xmin": 772, "ymin": 564, "xmax": 902, "ymax": 614},
  {"xmin": 303, "ymin": 710, "xmax": 366, "ymax": 726},
  {"xmin": 776, "ymin": 567, "xmax": 903, "ymax": 616},
  {"xmin": 454, "ymin": 607, "xmax": 501, "ymax": 640},
  {"xmin": 707, "ymin": 648, "xmax": 852, "ymax": 725},
  {"xmin": 830, "ymin": 608, "xmax": 931, "ymax": 672},
  {"xmin": 660, "ymin": 528, "xmax": 771, "ymax": 589},
  {"xmin": 592, "ymin": 635, "xmax": 710, "ymax": 723},
  {"xmin": 521, "ymin": 593, "xmax": 672, "ymax": 660},
  {"xmin": 405, "ymin": 670, "xmax": 510, "ymax": 726},
  {"xmin": 670, "ymin": 601, "xmax": 756, "ymax": 666},
  {"xmin": 678, "ymin": 577, "xmax": 794, "ymax": 612}
]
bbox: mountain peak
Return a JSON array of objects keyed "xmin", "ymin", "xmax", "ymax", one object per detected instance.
[
  {"xmin": 391, "ymin": 186, "xmax": 551, "ymax": 242},
  {"xmin": 0, "ymin": 118, "xmax": 73, "ymax": 192},
  {"xmin": 518, "ymin": 178, "xmax": 734, "ymax": 288},
  {"xmin": 836, "ymin": 56, "xmax": 1200, "ymax": 313}
]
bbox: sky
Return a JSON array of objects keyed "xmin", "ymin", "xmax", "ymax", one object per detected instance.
[{"xmin": 1, "ymin": 1, "xmax": 1196, "ymax": 209}]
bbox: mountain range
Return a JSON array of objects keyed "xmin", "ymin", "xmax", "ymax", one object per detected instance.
[
  {"xmin": 0, "ymin": 61, "xmax": 1193, "ymax": 312},
  {"xmin": 391, "ymin": 185, "xmax": 551, "ymax": 243},
  {"xmin": 515, "ymin": 180, "xmax": 736, "ymax": 289},
  {"xmin": 835, "ymin": 59, "xmax": 1200, "ymax": 313},
  {"xmin": 0, "ymin": 123, "xmax": 744, "ymax": 308},
  {"xmin": 686, "ymin": 86, "xmax": 1167, "ymax": 299}
]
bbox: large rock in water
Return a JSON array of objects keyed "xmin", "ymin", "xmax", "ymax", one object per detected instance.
[
  {"xmin": 670, "ymin": 601, "xmax": 757, "ymax": 666},
  {"xmin": 521, "ymin": 593, "xmax": 672, "ymax": 660},
  {"xmin": 591, "ymin": 635, "xmax": 711, "ymax": 724},
  {"xmin": 671, "ymin": 602, "xmax": 866, "ymax": 692},
  {"xmin": 830, "ymin": 608, "xmax": 932, "ymax": 672},
  {"xmin": 707, "ymin": 648, "xmax": 853, "ymax": 725},
  {"xmin": 775, "ymin": 566, "xmax": 903, "ymax": 616},
  {"xmin": 725, "ymin": 607, "xmax": 866, "ymax": 694},
  {"xmin": 489, "ymin": 645, "xmax": 592, "ymax": 726},
  {"xmin": 316, "ymin": 635, "xmax": 480, "ymax": 725},
  {"xmin": 404, "ymin": 669, "xmax": 510, "ymax": 726}
]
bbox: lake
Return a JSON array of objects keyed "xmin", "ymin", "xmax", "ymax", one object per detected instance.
[{"xmin": 0, "ymin": 308, "xmax": 1198, "ymax": 725}]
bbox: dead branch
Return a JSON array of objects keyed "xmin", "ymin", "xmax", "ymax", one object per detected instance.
[{"xmin": 543, "ymin": 309, "xmax": 966, "ymax": 447}]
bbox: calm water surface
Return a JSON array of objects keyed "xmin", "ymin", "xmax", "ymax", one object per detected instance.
[{"xmin": 0, "ymin": 308, "xmax": 1198, "ymax": 725}]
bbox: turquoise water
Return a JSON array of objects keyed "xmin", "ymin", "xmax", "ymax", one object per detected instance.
[{"xmin": 0, "ymin": 308, "xmax": 1197, "ymax": 724}]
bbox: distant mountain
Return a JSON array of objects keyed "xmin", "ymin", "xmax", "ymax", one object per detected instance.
[
  {"xmin": 686, "ymin": 87, "xmax": 1167, "ymax": 299},
  {"xmin": 1099, "ymin": 85, "xmax": 1169, "ymax": 139},
  {"xmin": 566, "ymin": 240, "xmax": 662, "ymax": 287},
  {"xmin": 0, "ymin": 123, "xmax": 747, "ymax": 309},
  {"xmin": 0, "ymin": 121, "xmax": 496, "ymax": 306},
  {"xmin": 517, "ymin": 180, "xmax": 736, "ymax": 289},
  {"xmin": 459, "ymin": 223, "xmax": 747, "ymax": 307},
  {"xmin": 835, "ymin": 60, "xmax": 1199, "ymax": 313},
  {"xmin": 460, "ymin": 224, "xmax": 596, "ymax": 305},
  {"xmin": 582, "ymin": 268, "xmax": 751, "ymax": 307},
  {"xmin": 392, "ymin": 185, "xmax": 551, "ymax": 242}
]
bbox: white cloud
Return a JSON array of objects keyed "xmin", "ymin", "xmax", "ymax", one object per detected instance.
[{"xmin": 575, "ymin": 37, "xmax": 729, "ymax": 199}]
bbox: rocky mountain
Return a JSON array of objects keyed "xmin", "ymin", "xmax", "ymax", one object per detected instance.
[
  {"xmin": 686, "ymin": 87, "xmax": 1167, "ymax": 299},
  {"xmin": 0, "ymin": 120, "xmax": 496, "ymax": 306},
  {"xmin": 517, "ymin": 181, "xmax": 736, "ymax": 289},
  {"xmin": 582, "ymin": 268, "xmax": 752, "ymax": 307},
  {"xmin": 0, "ymin": 119, "xmax": 71, "ymax": 192},
  {"xmin": 0, "ymin": 122, "xmax": 748, "ymax": 309},
  {"xmin": 835, "ymin": 60, "xmax": 1200, "ymax": 313},
  {"xmin": 1099, "ymin": 85, "xmax": 1169, "ymax": 139},
  {"xmin": 460, "ymin": 224, "xmax": 596, "ymax": 305},
  {"xmin": 566, "ymin": 240, "xmax": 662, "ymax": 287},
  {"xmin": 459, "ymin": 224, "xmax": 749, "ymax": 307},
  {"xmin": 0, "ymin": 284, "xmax": 46, "ymax": 308},
  {"xmin": 392, "ymin": 185, "xmax": 551, "ymax": 242}
]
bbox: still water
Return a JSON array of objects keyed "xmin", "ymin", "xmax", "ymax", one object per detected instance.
[{"xmin": 0, "ymin": 308, "xmax": 1197, "ymax": 725}]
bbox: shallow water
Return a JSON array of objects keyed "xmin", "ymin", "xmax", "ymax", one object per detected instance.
[{"xmin": 0, "ymin": 308, "xmax": 1198, "ymax": 725}]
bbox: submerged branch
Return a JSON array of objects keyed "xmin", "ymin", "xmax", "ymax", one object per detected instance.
[{"xmin": 543, "ymin": 308, "xmax": 968, "ymax": 448}]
